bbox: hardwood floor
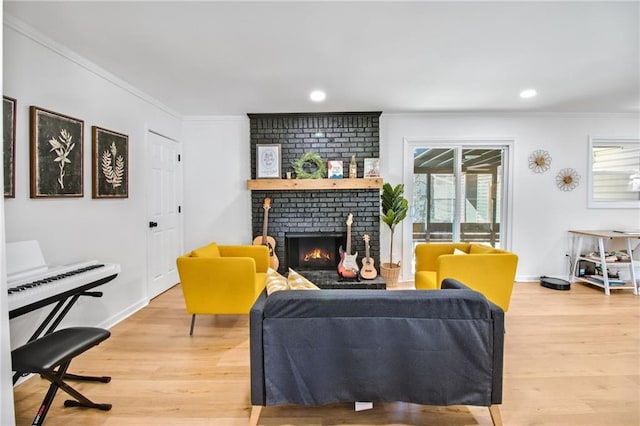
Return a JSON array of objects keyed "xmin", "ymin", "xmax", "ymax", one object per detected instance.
[{"xmin": 12, "ymin": 281, "xmax": 640, "ymax": 425}]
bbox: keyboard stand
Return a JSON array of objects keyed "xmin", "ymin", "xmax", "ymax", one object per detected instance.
[{"xmin": 10, "ymin": 273, "xmax": 118, "ymax": 385}]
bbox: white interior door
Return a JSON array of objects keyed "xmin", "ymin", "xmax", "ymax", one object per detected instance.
[{"xmin": 147, "ymin": 130, "xmax": 182, "ymax": 299}]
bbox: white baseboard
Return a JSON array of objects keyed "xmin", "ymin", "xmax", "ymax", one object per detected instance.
[{"xmin": 97, "ymin": 298, "xmax": 149, "ymax": 330}]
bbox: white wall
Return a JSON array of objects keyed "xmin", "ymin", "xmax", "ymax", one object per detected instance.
[
  {"xmin": 2, "ymin": 20, "xmax": 182, "ymax": 356},
  {"xmin": 381, "ymin": 113, "xmax": 640, "ymax": 281},
  {"xmin": 181, "ymin": 117, "xmax": 251, "ymax": 251},
  {"xmin": 181, "ymin": 113, "xmax": 639, "ymax": 283}
]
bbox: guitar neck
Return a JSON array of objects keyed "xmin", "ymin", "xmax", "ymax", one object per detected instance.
[
  {"xmin": 346, "ymin": 225, "xmax": 352, "ymax": 254},
  {"xmin": 261, "ymin": 209, "xmax": 269, "ymax": 244}
]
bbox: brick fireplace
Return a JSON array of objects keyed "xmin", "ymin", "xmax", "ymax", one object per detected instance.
[{"xmin": 249, "ymin": 112, "xmax": 382, "ymax": 273}]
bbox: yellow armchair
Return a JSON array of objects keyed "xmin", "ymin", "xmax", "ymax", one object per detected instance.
[
  {"xmin": 176, "ymin": 242, "xmax": 269, "ymax": 335},
  {"xmin": 415, "ymin": 243, "xmax": 518, "ymax": 311}
]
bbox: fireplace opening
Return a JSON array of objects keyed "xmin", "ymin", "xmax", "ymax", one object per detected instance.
[{"xmin": 286, "ymin": 232, "xmax": 344, "ymax": 271}]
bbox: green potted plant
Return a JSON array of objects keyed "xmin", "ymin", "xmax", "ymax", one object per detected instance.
[{"xmin": 380, "ymin": 182, "xmax": 408, "ymax": 285}]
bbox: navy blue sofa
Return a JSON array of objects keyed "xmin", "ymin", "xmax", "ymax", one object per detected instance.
[{"xmin": 249, "ymin": 278, "xmax": 505, "ymax": 425}]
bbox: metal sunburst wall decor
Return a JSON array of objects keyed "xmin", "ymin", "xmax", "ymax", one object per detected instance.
[
  {"xmin": 528, "ymin": 149, "xmax": 552, "ymax": 173},
  {"xmin": 556, "ymin": 168, "xmax": 581, "ymax": 191}
]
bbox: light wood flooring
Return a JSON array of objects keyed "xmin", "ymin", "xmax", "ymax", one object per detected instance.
[{"xmin": 12, "ymin": 281, "xmax": 640, "ymax": 425}]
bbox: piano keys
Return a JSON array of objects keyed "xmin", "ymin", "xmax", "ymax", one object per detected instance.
[
  {"xmin": 8, "ymin": 260, "xmax": 120, "ymax": 318},
  {"xmin": 6, "ymin": 240, "xmax": 120, "ymax": 319}
]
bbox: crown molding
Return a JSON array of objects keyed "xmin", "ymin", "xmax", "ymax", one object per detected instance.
[
  {"xmin": 381, "ymin": 111, "xmax": 640, "ymax": 119},
  {"xmin": 4, "ymin": 14, "xmax": 183, "ymax": 120},
  {"xmin": 182, "ymin": 115, "xmax": 248, "ymax": 122}
]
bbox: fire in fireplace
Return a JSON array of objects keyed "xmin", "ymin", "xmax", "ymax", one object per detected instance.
[{"xmin": 286, "ymin": 232, "xmax": 344, "ymax": 271}]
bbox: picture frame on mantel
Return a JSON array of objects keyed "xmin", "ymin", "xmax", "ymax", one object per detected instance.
[
  {"xmin": 256, "ymin": 144, "xmax": 281, "ymax": 178},
  {"xmin": 92, "ymin": 126, "xmax": 129, "ymax": 198},
  {"xmin": 3, "ymin": 96, "xmax": 16, "ymax": 198},
  {"xmin": 30, "ymin": 106, "xmax": 84, "ymax": 198},
  {"xmin": 364, "ymin": 158, "xmax": 380, "ymax": 178}
]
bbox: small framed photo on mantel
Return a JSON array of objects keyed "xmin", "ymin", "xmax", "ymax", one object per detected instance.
[
  {"xmin": 29, "ymin": 106, "xmax": 84, "ymax": 198},
  {"xmin": 364, "ymin": 158, "xmax": 380, "ymax": 178},
  {"xmin": 328, "ymin": 161, "xmax": 344, "ymax": 179},
  {"xmin": 256, "ymin": 144, "xmax": 281, "ymax": 178},
  {"xmin": 92, "ymin": 126, "xmax": 129, "ymax": 198}
]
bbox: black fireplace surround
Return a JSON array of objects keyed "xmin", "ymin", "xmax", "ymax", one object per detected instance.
[
  {"xmin": 286, "ymin": 232, "xmax": 344, "ymax": 271},
  {"xmin": 249, "ymin": 112, "xmax": 381, "ymax": 273}
]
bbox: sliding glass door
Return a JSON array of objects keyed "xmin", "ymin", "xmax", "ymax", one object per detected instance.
[{"xmin": 404, "ymin": 139, "xmax": 512, "ymax": 276}]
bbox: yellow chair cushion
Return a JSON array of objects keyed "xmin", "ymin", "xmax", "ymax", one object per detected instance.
[
  {"xmin": 265, "ymin": 268, "xmax": 289, "ymax": 295},
  {"xmin": 190, "ymin": 242, "xmax": 220, "ymax": 258},
  {"xmin": 287, "ymin": 268, "xmax": 320, "ymax": 290}
]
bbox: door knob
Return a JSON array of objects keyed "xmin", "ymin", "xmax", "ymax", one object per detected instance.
[{"xmin": 149, "ymin": 221, "xmax": 158, "ymax": 228}]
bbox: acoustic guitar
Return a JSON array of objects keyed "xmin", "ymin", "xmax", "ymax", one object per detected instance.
[
  {"xmin": 359, "ymin": 234, "xmax": 377, "ymax": 280},
  {"xmin": 253, "ymin": 197, "xmax": 279, "ymax": 270},
  {"xmin": 337, "ymin": 213, "xmax": 359, "ymax": 279}
]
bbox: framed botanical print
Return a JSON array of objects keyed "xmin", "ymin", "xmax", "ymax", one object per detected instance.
[
  {"xmin": 256, "ymin": 144, "xmax": 281, "ymax": 178},
  {"xmin": 92, "ymin": 126, "xmax": 128, "ymax": 198},
  {"xmin": 3, "ymin": 96, "xmax": 16, "ymax": 198},
  {"xmin": 30, "ymin": 106, "xmax": 84, "ymax": 198}
]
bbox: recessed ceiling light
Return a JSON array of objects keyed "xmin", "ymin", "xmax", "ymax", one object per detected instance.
[
  {"xmin": 520, "ymin": 89, "xmax": 537, "ymax": 99},
  {"xmin": 310, "ymin": 90, "xmax": 326, "ymax": 102}
]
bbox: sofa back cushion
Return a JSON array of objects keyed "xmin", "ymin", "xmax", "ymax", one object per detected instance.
[
  {"xmin": 263, "ymin": 289, "xmax": 492, "ymax": 320},
  {"xmin": 190, "ymin": 242, "xmax": 220, "ymax": 258}
]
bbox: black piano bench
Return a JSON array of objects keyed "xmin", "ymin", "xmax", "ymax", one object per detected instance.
[{"xmin": 11, "ymin": 327, "xmax": 112, "ymax": 426}]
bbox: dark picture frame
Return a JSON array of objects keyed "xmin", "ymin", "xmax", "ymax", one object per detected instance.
[
  {"xmin": 30, "ymin": 106, "xmax": 84, "ymax": 198},
  {"xmin": 92, "ymin": 126, "xmax": 129, "ymax": 198},
  {"xmin": 3, "ymin": 96, "xmax": 16, "ymax": 198},
  {"xmin": 256, "ymin": 144, "xmax": 281, "ymax": 178}
]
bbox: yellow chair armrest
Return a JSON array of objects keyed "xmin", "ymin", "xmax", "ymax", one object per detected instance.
[
  {"xmin": 437, "ymin": 253, "xmax": 518, "ymax": 311},
  {"xmin": 218, "ymin": 245, "xmax": 270, "ymax": 273},
  {"xmin": 415, "ymin": 243, "xmax": 470, "ymax": 271}
]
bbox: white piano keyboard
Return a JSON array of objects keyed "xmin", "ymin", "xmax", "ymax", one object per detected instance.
[{"xmin": 7, "ymin": 260, "xmax": 121, "ymax": 315}]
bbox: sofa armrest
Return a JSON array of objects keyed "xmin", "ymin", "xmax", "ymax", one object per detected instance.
[
  {"xmin": 441, "ymin": 277, "xmax": 473, "ymax": 290},
  {"xmin": 218, "ymin": 245, "xmax": 270, "ymax": 273},
  {"xmin": 441, "ymin": 278, "xmax": 504, "ymax": 404},
  {"xmin": 250, "ymin": 289, "xmax": 268, "ymax": 406}
]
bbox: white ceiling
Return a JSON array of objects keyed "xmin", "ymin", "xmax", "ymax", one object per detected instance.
[{"xmin": 4, "ymin": 1, "xmax": 639, "ymax": 117}]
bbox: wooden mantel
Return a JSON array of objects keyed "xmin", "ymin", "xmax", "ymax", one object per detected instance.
[{"xmin": 246, "ymin": 178, "xmax": 383, "ymax": 191}]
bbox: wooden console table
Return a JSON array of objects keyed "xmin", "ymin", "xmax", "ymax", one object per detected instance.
[{"xmin": 569, "ymin": 230, "xmax": 639, "ymax": 296}]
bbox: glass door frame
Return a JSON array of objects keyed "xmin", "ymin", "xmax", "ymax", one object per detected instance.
[{"xmin": 402, "ymin": 137, "xmax": 515, "ymax": 281}]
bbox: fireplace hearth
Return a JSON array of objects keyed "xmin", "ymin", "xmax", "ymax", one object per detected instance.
[{"xmin": 286, "ymin": 232, "xmax": 344, "ymax": 271}]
